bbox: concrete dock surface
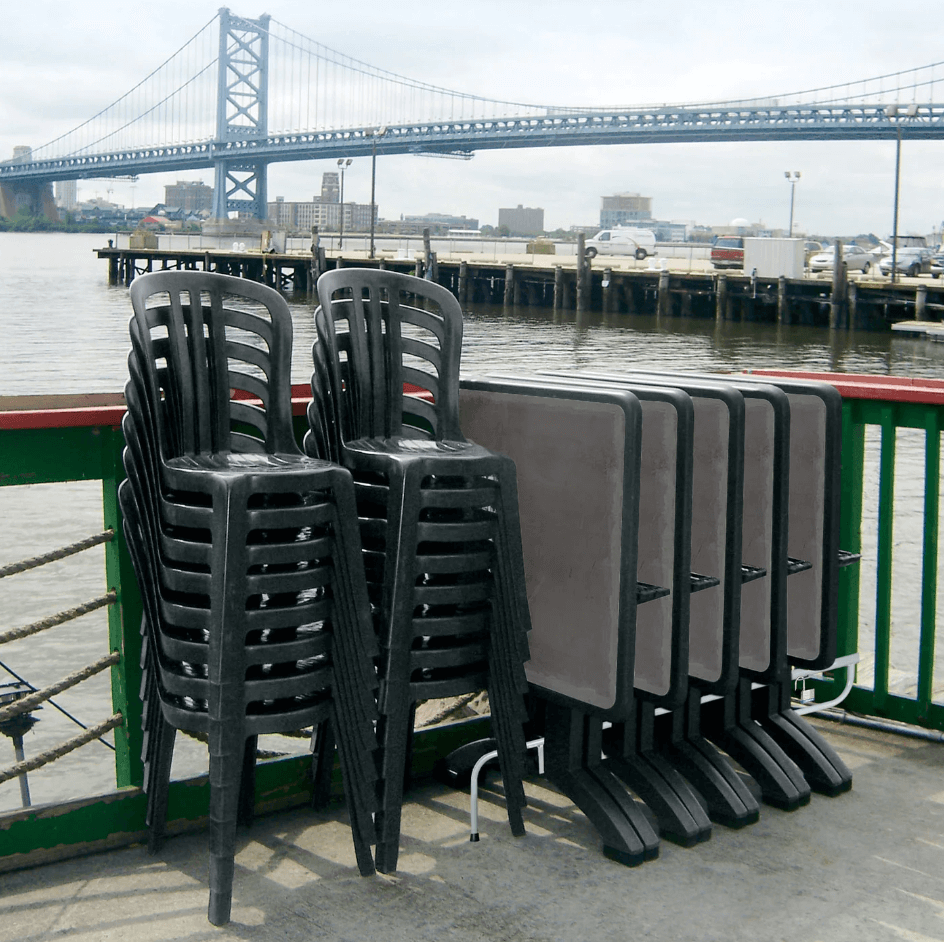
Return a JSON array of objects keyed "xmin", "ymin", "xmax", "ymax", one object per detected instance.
[{"xmin": 2, "ymin": 717, "xmax": 944, "ymax": 942}]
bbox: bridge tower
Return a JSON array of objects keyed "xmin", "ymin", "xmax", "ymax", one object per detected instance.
[{"xmin": 211, "ymin": 8, "xmax": 270, "ymax": 221}]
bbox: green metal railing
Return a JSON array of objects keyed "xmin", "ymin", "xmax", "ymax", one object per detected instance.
[
  {"xmin": 836, "ymin": 389, "xmax": 943, "ymax": 728},
  {"xmin": 760, "ymin": 371, "xmax": 944, "ymax": 730}
]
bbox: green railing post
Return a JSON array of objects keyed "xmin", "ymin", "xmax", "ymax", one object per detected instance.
[
  {"xmin": 872, "ymin": 406, "xmax": 897, "ymax": 713},
  {"xmin": 834, "ymin": 401, "xmax": 865, "ymax": 697},
  {"xmin": 916, "ymin": 411, "xmax": 940, "ymax": 720},
  {"xmin": 101, "ymin": 425, "xmax": 144, "ymax": 788}
]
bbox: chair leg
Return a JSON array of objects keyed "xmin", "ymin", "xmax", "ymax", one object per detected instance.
[
  {"xmin": 237, "ymin": 735, "xmax": 258, "ymax": 827},
  {"xmin": 145, "ymin": 714, "xmax": 177, "ymax": 855},
  {"xmin": 329, "ymin": 704, "xmax": 377, "ymax": 878},
  {"xmin": 373, "ymin": 692, "xmax": 414, "ymax": 874},
  {"xmin": 310, "ymin": 718, "xmax": 336, "ymax": 811},
  {"xmin": 207, "ymin": 728, "xmax": 245, "ymax": 926}
]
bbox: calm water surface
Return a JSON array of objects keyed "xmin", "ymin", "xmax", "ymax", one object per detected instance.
[{"xmin": 1, "ymin": 231, "xmax": 942, "ymax": 811}]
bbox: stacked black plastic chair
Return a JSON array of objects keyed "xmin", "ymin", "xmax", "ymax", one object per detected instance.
[
  {"xmin": 120, "ymin": 270, "xmax": 380, "ymax": 926},
  {"xmin": 306, "ymin": 268, "xmax": 532, "ymax": 874}
]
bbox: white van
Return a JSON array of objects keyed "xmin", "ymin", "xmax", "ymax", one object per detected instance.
[{"xmin": 585, "ymin": 228, "xmax": 657, "ymax": 260}]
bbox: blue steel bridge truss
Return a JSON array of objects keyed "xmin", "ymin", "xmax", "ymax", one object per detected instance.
[
  {"xmin": 2, "ymin": 6, "xmax": 943, "ymax": 218},
  {"xmin": 5, "ymin": 105, "xmax": 943, "ymax": 182}
]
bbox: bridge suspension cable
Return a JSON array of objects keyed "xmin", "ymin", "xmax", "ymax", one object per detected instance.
[
  {"xmin": 688, "ymin": 60, "xmax": 944, "ymax": 111},
  {"xmin": 29, "ymin": 14, "xmax": 219, "ymax": 161},
  {"xmin": 264, "ymin": 17, "xmax": 547, "ymax": 133}
]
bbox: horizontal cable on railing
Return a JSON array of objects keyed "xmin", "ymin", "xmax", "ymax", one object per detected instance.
[
  {"xmin": 0, "ymin": 530, "xmax": 114, "ymax": 579},
  {"xmin": 0, "ymin": 713, "xmax": 123, "ymax": 787},
  {"xmin": 0, "ymin": 593, "xmax": 116, "ymax": 647},
  {"xmin": 0, "ymin": 652, "xmax": 120, "ymax": 723}
]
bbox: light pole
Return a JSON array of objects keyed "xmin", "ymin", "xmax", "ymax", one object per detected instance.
[
  {"xmin": 369, "ymin": 127, "xmax": 387, "ymax": 260},
  {"xmin": 886, "ymin": 104, "xmax": 918, "ymax": 284},
  {"xmin": 784, "ymin": 171, "xmax": 800, "ymax": 237},
  {"xmin": 337, "ymin": 157, "xmax": 352, "ymax": 249}
]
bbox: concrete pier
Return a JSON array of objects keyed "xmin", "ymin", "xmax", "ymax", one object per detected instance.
[
  {"xmin": 1, "ymin": 717, "xmax": 943, "ymax": 941},
  {"xmin": 95, "ymin": 246, "xmax": 944, "ymax": 331}
]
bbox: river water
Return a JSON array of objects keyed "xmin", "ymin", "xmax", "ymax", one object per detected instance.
[{"xmin": 1, "ymin": 231, "xmax": 942, "ymax": 813}]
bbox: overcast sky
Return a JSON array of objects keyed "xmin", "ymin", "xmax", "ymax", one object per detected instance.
[{"xmin": 2, "ymin": 0, "xmax": 943, "ymax": 237}]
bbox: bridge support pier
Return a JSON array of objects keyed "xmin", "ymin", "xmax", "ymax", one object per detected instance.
[{"xmin": 0, "ymin": 181, "xmax": 57, "ymax": 221}]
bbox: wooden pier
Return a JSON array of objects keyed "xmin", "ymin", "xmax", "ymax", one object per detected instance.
[{"xmin": 95, "ymin": 245, "xmax": 944, "ymax": 330}]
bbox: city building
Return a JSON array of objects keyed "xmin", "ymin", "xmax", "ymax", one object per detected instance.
[
  {"xmin": 55, "ymin": 180, "xmax": 77, "ymax": 211},
  {"xmin": 267, "ymin": 193, "xmax": 375, "ymax": 233},
  {"xmin": 600, "ymin": 193, "xmax": 652, "ymax": 228},
  {"xmin": 320, "ymin": 172, "xmax": 340, "ymax": 203},
  {"xmin": 498, "ymin": 205, "xmax": 544, "ymax": 236},
  {"xmin": 596, "ymin": 192, "xmax": 692, "ymax": 242},
  {"xmin": 163, "ymin": 180, "xmax": 214, "ymax": 214},
  {"xmin": 385, "ymin": 213, "xmax": 479, "ymax": 236}
]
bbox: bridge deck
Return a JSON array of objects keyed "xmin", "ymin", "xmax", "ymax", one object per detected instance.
[{"xmin": 1, "ymin": 717, "xmax": 942, "ymax": 941}]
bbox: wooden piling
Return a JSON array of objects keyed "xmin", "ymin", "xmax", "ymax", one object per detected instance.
[
  {"xmin": 562, "ymin": 274, "xmax": 572, "ymax": 311},
  {"xmin": 657, "ymin": 269, "xmax": 671, "ymax": 318},
  {"xmin": 848, "ymin": 281, "xmax": 858, "ymax": 329},
  {"xmin": 624, "ymin": 280, "xmax": 636, "ymax": 315},
  {"xmin": 504, "ymin": 263, "xmax": 514, "ymax": 306},
  {"xmin": 602, "ymin": 268, "xmax": 613, "ymax": 314},
  {"xmin": 777, "ymin": 276, "xmax": 789, "ymax": 325},
  {"xmin": 553, "ymin": 266, "xmax": 563, "ymax": 309},
  {"xmin": 576, "ymin": 233, "xmax": 587, "ymax": 312},
  {"xmin": 715, "ymin": 273, "xmax": 727, "ymax": 321},
  {"xmin": 310, "ymin": 226, "xmax": 322, "ymax": 284},
  {"xmin": 458, "ymin": 260, "xmax": 468, "ymax": 303},
  {"xmin": 830, "ymin": 241, "xmax": 846, "ymax": 329},
  {"xmin": 917, "ymin": 284, "xmax": 929, "ymax": 321}
]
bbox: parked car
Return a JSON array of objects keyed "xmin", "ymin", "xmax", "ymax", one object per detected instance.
[
  {"xmin": 879, "ymin": 247, "xmax": 939, "ymax": 278},
  {"xmin": 585, "ymin": 228, "xmax": 656, "ymax": 260},
  {"xmin": 931, "ymin": 246, "xmax": 944, "ymax": 276},
  {"xmin": 710, "ymin": 236, "xmax": 744, "ymax": 269},
  {"xmin": 808, "ymin": 243, "xmax": 877, "ymax": 274},
  {"xmin": 804, "ymin": 241, "xmax": 823, "ymax": 265}
]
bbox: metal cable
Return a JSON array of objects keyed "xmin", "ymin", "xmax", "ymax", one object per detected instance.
[
  {"xmin": 0, "ymin": 530, "xmax": 114, "ymax": 579},
  {"xmin": 0, "ymin": 714, "xmax": 123, "ymax": 786},
  {"xmin": 0, "ymin": 593, "xmax": 116, "ymax": 647},
  {"xmin": 0, "ymin": 652, "xmax": 120, "ymax": 723}
]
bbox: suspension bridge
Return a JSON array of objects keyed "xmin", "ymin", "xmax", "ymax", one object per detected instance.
[{"xmin": 3, "ymin": 8, "xmax": 944, "ymax": 219}]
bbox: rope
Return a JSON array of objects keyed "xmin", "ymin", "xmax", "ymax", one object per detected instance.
[
  {"xmin": 0, "ymin": 652, "xmax": 120, "ymax": 723},
  {"xmin": 0, "ymin": 714, "xmax": 123, "ymax": 786},
  {"xmin": 0, "ymin": 531, "xmax": 114, "ymax": 579},
  {"xmin": 0, "ymin": 593, "xmax": 116, "ymax": 646}
]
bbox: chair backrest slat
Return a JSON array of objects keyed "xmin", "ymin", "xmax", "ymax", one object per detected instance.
[
  {"xmin": 314, "ymin": 269, "xmax": 464, "ymax": 447},
  {"xmin": 129, "ymin": 271, "xmax": 299, "ymax": 459}
]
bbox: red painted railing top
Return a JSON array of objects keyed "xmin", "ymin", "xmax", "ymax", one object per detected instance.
[
  {"xmin": 13, "ymin": 371, "xmax": 939, "ymax": 432},
  {"xmin": 0, "ymin": 382, "xmax": 434, "ymax": 431},
  {"xmin": 748, "ymin": 370, "xmax": 944, "ymax": 406}
]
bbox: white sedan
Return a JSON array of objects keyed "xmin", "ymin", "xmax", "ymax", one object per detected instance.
[{"xmin": 808, "ymin": 244, "xmax": 878, "ymax": 273}]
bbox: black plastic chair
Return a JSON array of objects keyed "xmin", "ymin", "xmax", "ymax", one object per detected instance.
[
  {"xmin": 122, "ymin": 270, "xmax": 380, "ymax": 925},
  {"xmin": 307, "ymin": 267, "xmax": 532, "ymax": 874}
]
